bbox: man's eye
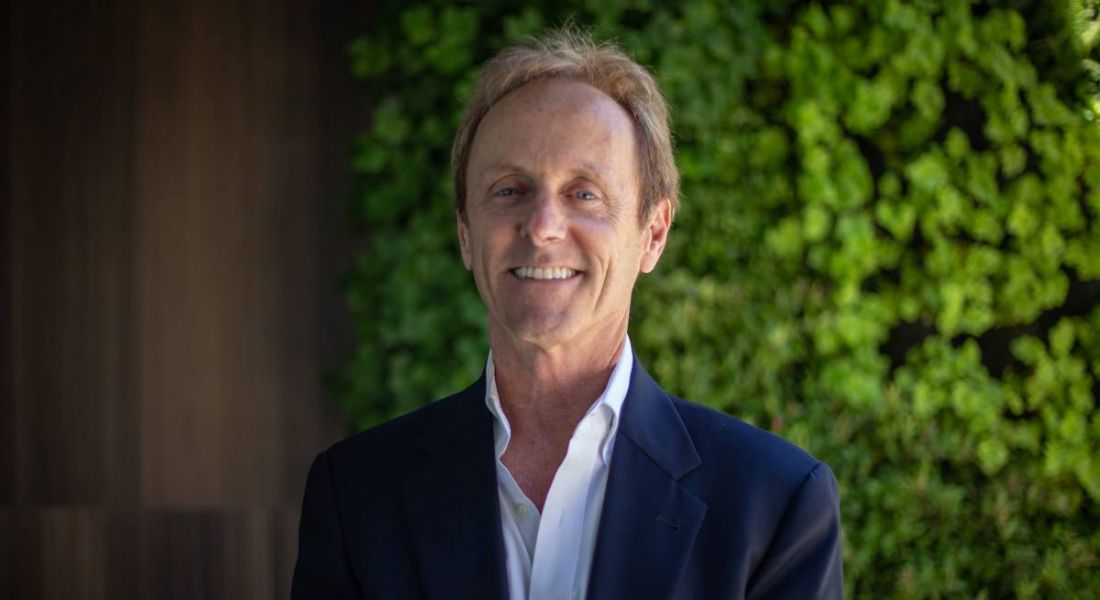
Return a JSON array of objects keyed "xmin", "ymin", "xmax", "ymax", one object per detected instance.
[
  {"xmin": 495, "ymin": 187, "xmax": 522, "ymax": 198},
  {"xmin": 575, "ymin": 190, "xmax": 598, "ymax": 201}
]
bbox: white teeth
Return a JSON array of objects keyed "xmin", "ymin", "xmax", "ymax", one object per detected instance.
[{"xmin": 512, "ymin": 266, "xmax": 577, "ymax": 280}]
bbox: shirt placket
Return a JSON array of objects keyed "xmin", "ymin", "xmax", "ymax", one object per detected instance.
[{"xmin": 528, "ymin": 410, "xmax": 608, "ymax": 600}]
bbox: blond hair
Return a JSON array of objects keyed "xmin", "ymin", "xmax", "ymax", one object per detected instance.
[{"xmin": 452, "ymin": 27, "xmax": 679, "ymax": 225}]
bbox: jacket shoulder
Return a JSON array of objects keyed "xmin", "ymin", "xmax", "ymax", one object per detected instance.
[
  {"xmin": 323, "ymin": 382, "xmax": 484, "ymax": 479},
  {"xmin": 666, "ymin": 395, "xmax": 841, "ymax": 586},
  {"xmin": 670, "ymin": 396, "xmax": 825, "ymax": 490}
]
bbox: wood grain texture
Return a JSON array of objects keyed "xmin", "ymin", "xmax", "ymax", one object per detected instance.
[
  {"xmin": 131, "ymin": 0, "xmax": 359, "ymax": 509},
  {"xmin": 2, "ymin": 0, "xmax": 16, "ymax": 506},
  {"xmin": 8, "ymin": 0, "xmax": 139, "ymax": 507},
  {"xmin": 0, "ymin": 508, "xmax": 300, "ymax": 599},
  {"xmin": 4, "ymin": 0, "xmax": 368, "ymax": 596}
]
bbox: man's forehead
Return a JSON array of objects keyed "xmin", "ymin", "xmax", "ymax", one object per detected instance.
[
  {"xmin": 483, "ymin": 78, "xmax": 631, "ymax": 129},
  {"xmin": 471, "ymin": 81, "xmax": 636, "ymax": 164}
]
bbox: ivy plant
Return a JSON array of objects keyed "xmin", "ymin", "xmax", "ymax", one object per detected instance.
[{"xmin": 337, "ymin": 0, "xmax": 1100, "ymax": 596}]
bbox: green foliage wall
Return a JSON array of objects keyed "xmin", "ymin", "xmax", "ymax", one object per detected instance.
[{"xmin": 338, "ymin": 0, "xmax": 1100, "ymax": 596}]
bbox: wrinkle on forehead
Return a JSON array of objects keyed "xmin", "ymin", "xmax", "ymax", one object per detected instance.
[{"xmin": 478, "ymin": 159, "xmax": 618, "ymax": 187}]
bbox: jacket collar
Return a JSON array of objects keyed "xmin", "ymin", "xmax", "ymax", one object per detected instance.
[
  {"xmin": 402, "ymin": 373, "xmax": 510, "ymax": 600},
  {"xmin": 616, "ymin": 355, "xmax": 702, "ymax": 478},
  {"xmin": 586, "ymin": 355, "xmax": 707, "ymax": 600}
]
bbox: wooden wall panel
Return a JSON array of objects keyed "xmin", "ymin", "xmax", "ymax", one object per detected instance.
[
  {"xmin": 4, "ymin": 0, "xmax": 368, "ymax": 596},
  {"xmin": 272, "ymin": 2, "xmax": 370, "ymax": 509},
  {"xmin": 133, "ymin": 0, "xmax": 281, "ymax": 505},
  {"xmin": 38, "ymin": 509, "xmax": 107, "ymax": 599},
  {"xmin": 131, "ymin": 0, "xmax": 356, "ymax": 509},
  {"xmin": 2, "ymin": 0, "xmax": 14, "ymax": 508},
  {"xmin": 8, "ymin": 0, "xmax": 139, "ymax": 506},
  {"xmin": 0, "ymin": 508, "xmax": 300, "ymax": 599}
]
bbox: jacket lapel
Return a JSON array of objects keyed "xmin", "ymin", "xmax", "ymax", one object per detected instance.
[
  {"xmin": 586, "ymin": 358, "xmax": 707, "ymax": 600},
  {"xmin": 401, "ymin": 375, "xmax": 509, "ymax": 600}
]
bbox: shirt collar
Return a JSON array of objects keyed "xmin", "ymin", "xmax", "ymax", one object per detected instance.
[{"xmin": 484, "ymin": 336, "xmax": 634, "ymax": 467}]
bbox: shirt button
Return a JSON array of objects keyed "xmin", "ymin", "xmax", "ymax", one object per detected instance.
[{"xmin": 515, "ymin": 504, "xmax": 528, "ymax": 518}]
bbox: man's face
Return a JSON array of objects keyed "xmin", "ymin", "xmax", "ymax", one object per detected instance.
[{"xmin": 458, "ymin": 78, "xmax": 671, "ymax": 352}]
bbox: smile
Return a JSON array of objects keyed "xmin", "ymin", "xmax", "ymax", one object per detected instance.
[{"xmin": 511, "ymin": 266, "xmax": 579, "ymax": 280}]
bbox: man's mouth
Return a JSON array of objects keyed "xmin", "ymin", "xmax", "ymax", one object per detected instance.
[{"xmin": 511, "ymin": 266, "xmax": 580, "ymax": 280}]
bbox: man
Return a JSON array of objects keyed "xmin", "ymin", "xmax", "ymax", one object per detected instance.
[{"xmin": 292, "ymin": 29, "xmax": 842, "ymax": 600}]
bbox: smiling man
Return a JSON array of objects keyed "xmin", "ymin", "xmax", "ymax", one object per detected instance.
[{"xmin": 292, "ymin": 29, "xmax": 843, "ymax": 600}]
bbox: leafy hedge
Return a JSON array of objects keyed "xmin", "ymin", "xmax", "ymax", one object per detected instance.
[{"xmin": 337, "ymin": 1, "xmax": 1100, "ymax": 596}]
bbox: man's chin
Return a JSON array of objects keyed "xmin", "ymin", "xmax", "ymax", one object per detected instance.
[{"xmin": 493, "ymin": 312, "xmax": 580, "ymax": 348}]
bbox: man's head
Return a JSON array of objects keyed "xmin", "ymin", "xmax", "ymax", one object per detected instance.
[
  {"xmin": 452, "ymin": 28, "xmax": 679, "ymax": 226},
  {"xmin": 454, "ymin": 29, "xmax": 677, "ymax": 351}
]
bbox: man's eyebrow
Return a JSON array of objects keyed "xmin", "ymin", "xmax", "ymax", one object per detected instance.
[{"xmin": 575, "ymin": 161, "xmax": 613, "ymax": 182}]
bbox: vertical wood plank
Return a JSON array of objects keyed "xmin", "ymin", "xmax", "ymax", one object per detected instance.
[
  {"xmin": 7, "ymin": 0, "xmax": 139, "ymax": 506},
  {"xmin": 134, "ymin": 0, "xmax": 308, "ymax": 507},
  {"xmin": 103, "ymin": 510, "xmax": 146, "ymax": 600},
  {"xmin": 38, "ymin": 508, "xmax": 106, "ymax": 600},
  {"xmin": 0, "ymin": 510, "xmax": 43, "ymax": 600},
  {"xmin": 141, "ymin": 511, "xmax": 224, "ymax": 600},
  {"xmin": 1, "ymin": 0, "xmax": 15, "ymax": 506},
  {"xmin": 273, "ymin": 0, "xmax": 364, "ymax": 509}
]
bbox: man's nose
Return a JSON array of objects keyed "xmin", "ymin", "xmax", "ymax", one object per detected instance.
[{"xmin": 520, "ymin": 190, "xmax": 566, "ymax": 245}]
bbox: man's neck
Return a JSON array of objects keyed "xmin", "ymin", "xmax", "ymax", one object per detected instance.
[
  {"xmin": 490, "ymin": 327, "xmax": 626, "ymax": 443},
  {"xmin": 489, "ymin": 325, "xmax": 627, "ymax": 510}
]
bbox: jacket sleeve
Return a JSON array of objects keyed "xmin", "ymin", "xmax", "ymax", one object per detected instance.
[
  {"xmin": 745, "ymin": 462, "xmax": 844, "ymax": 600},
  {"xmin": 291, "ymin": 450, "xmax": 364, "ymax": 599}
]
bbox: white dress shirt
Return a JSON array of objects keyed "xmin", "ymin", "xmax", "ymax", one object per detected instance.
[{"xmin": 484, "ymin": 337, "xmax": 634, "ymax": 600}]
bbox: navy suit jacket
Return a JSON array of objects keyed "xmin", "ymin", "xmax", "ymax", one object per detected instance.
[{"xmin": 291, "ymin": 357, "xmax": 843, "ymax": 599}]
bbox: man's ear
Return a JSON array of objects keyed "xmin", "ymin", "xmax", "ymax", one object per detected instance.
[
  {"xmin": 640, "ymin": 198, "xmax": 672, "ymax": 274},
  {"xmin": 457, "ymin": 211, "xmax": 472, "ymax": 270}
]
